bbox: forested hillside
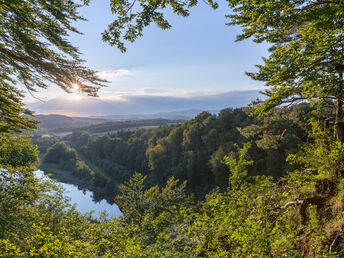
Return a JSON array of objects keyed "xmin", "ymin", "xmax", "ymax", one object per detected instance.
[
  {"xmin": 3, "ymin": 103, "xmax": 344, "ymax": 255},
  {"xmin": 35, "ymin": 114, "xmax": 183, "ymax": 136},
  {"xmin": 36, "ymin": 105, "xmax": 308, "ymax": 201}
]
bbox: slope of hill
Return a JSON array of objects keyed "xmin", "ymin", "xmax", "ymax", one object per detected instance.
[
  {"xmin": 72, "ymin": 119, "xmax": 183, "ymax": 134},
  {"xmin": 34, "ymin": 111, "xmax": 200, "ymax": 136},
  {"xmin": 91, "ymin": 109, "xmax": 210, "ymax": 121},
  {"xmin": 36, "ymin": 114, "xmax": 109, "ymax": 133}
]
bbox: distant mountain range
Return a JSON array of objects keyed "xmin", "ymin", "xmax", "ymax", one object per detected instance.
[
  {"xmin": 89, "ymin": 109, "xmax": 217, "ymax": 121},
  {"xmin": 35, "ymin": 109, "xmax": 210, "ymax": 136},
  {"xmin": 36, "ymin": 114, "xmax": 109, "ymax": 131}
]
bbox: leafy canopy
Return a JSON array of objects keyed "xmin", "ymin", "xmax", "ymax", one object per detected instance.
[
  {"xmin": 226, "ymin": 0, "xmax": 344, "ymax": 116},
  {"xmin": 103, "ymin": 0, "xmax": 219, "ymax": 52},
  {"xmin": 0, "ymin": 0, "xmax": 105, "ymax": 133},
  {"xmin": 103, "ymin": 0, "xmax": 344, "ymax": 122}
]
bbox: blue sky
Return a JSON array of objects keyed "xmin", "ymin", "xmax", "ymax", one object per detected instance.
[{"xmin": 25, "ymin": 0, "xmax": 269, "ymax": 116}]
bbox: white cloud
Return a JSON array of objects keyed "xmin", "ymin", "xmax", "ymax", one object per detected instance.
[{"xmin": 96, "ymin": 69, "xmax": 133, "ymax": 78}]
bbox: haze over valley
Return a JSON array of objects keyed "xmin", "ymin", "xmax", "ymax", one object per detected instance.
[{"xmin": 27, "ymin": 89, "xmax": 261, "ymax": 117}]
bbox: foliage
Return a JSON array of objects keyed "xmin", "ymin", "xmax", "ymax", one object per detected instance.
[
  {"xmin": 0, "ymin": 84, "xmax": 39, "ymax": 133},
  {"xmin": 43, "ymin": 142, "xmax": 77, "ymax": 166},
  {"xmin": 44, "ymin": 141, "xmax": 100, "ymax": 179},
  {"xmin": 102, "ymin": 0, "xmax": 344, "ymax": 140},
  {"xmin": 239, "ymin": 103, "xmax": 311, "ymax": 150},
  {"xmin": 32, "ymin": 134, "xmax": 57, "ymax": 154},
  {"xmin": 103, "ymin": 0, "xmax": 219, "ymax": 52},
  {"xmin": 0, "ymin": 136, "xmax": 110, "ymax": 256},
  {"xmin": 72, "ymin": 119, "xmax": 181, "ymax": 134},
  {"xmin": 102, "ymin": 0, "xmax": 344, "ymax": 119},
  {"xmin": 225, "ymin": 0, "xmax": 344, "ymax": 143},
  {"xmin": 0, "ymin": 166, "xmax": 104, "ymax": 256},
  {"xmin": 0, "ymin": 0, "xmax": 105, "ymax": 133},
  {"xmin": 69, "ymin": 131, "xmax": 91, "ymax": 148},
  {"xmin": 36, "ymin": 106, "xmax": 310, "ymax": 200},
  {"xmin": 2, "ymin": 0, "xmax": 344, "ymax": 255},
  {"xmin": 224, "ymin": 142, "xmax": 253, "ymax": 188},
  {"xmin": 0, "ymin": 134, "xmax": 38, "ymax": 168},
  {"xmin": 116, "ymin": 173, "xmax": 188, "ymax": 225},
  {"xmin": 102, "ymin": 127, "xmax": 344, "ymax": 256},
  {"xmin": 2, "ymin": 112, "xmax": 344, "ymax": 256}
]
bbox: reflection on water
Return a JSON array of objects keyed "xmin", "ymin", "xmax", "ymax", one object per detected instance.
[{"xmin": 35, "ymin": 170, "xmax": 121, "ymax": 217}]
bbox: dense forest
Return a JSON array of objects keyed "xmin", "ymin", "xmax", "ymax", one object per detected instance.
[
  {"xmin": 3, "ymin": 105, "xmax": 344, "ymax": 256},
  {"xmin": 37, "ymin": 105, "xmax": 309, "ymax": 202},
  {"xmin": 1, "ymin": 0, "xmax": 344, "ymax": 256}
]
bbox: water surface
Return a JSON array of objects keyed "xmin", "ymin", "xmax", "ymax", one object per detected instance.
[{"xmin": 35, "ymin": 170, "xmax": 121, "ymax": 217}]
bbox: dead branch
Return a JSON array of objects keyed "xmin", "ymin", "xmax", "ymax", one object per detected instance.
[
  {"xmin": 278, "ymin": 199, "xmax": 304, "ymax": 210},
  {"xmin": 329, "ymin": 227, "xmax": 344, "ymax": 254}
]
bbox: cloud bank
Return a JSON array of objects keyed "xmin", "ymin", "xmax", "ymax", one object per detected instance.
[{"xmin": 26, "ymin": 90, "xmax": 262, "ymax": 117}]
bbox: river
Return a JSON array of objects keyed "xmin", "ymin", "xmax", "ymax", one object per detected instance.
[{"xmin": 35, "ymin": 170, "xmax": 121, "ymax": 217}]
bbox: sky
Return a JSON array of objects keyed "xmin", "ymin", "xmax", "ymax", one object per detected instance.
[{"xmin": 24, "ymin": 0, "xmax": 269, "ymax": 116}]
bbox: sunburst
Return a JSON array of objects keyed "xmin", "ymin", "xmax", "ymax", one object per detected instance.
[{"xmin": 72, "ymin": 83, "xmax": 80, "ymax": 91}]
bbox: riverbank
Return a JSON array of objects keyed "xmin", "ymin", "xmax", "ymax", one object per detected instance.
[
  {"xmin": 34, "ymin": 170, "xmax": 121, "ymax": 217},
  {"xmin": 39, "ymin": 163, "xmax": 119, "ymax": 204}
]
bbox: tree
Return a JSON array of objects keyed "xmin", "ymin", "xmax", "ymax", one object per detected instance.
[
  {"xmin": 0, "ymin": 0, "xmax": 105, "ymax": 133},
  {"xmin": 224, "ymin": 142, "xmax": 253, "ymax": 188},
  {"xmin": 0, "ymin": 134, "xmax": 38, "ymax": 168},
  {"xmin": 103, "ymin": 0, "xmax": 219, "ymax": 52},
  {"xmin": 104, "ymin": 0, "xmax": 344, "ymax": 139},
  {"xmin": 226, "ymin": 1, "xmax": 344, "ymax": 141},
  {"xmin": 43, "ymin": 141, "xmax": 77, "ymax": 165}
]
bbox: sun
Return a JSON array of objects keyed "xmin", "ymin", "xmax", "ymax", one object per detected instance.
[{"xmin": 72, "ymin": 83, "xmax": 80, "ymax": 91}]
